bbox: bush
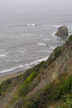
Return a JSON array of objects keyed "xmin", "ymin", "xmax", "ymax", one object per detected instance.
[
  {"xmin": 18, "ymin": 71, "xmax": 38, "ymax": 97},
  {"xmin": 66, "ymin": 35, "xmax": 72, "ymax": 45},
  {"xmin": 0, "ymin": 79, "xmax": 12, "ymax": 96},
  {"xmin": 22, "ymin": 76, "xmax": 72, "ymax": 108},
  {"xmin": 45, "ymin": 46, "xmax": 63, "ymax": 67}
]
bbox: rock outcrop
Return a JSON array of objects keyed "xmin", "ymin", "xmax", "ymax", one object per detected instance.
[
  {"xmin": 56, "ymin": 25, "xmax": 68, "ymax": 37},
  {"xmin": 0, "ymin": 35, "xmax": 72, "ymax": 108}
]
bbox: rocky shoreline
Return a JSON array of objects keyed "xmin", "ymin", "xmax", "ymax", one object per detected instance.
[{"xmin": 0, "ymin": 35, "xmax": 72, "ymax": 108}]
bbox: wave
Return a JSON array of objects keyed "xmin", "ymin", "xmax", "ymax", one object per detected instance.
[
  {"xmin": 27, "ymin": 24, "xmax": 36, "ymax": 26},
  {"xmin": 19, "ymin": 50, "xmax": 27, "ymax": 54},
  {"xmin": 0, "ymin": 57, "xmax": 48, "ymax": 74},
  {"xmin": 0, "ymin": 64, "xmax": 28, "ymax": 74},
  {"xmin": 55, "ymin": 25, "xmax": 62, "ymax": 28},
  {"xmin": 0, "ymin": 54, "xmax": 7, "ymax": 58},
  {"xmin": 7, "ymin": 23, "xmax": 37, "ymax": 28},
  {"xmin": 37, "ymin": 43, "xmax": 46, "ymax": 46},
  {"xmin": 28, "ymin": 57, "xmax": 48, "ymax": 66},
  {"xmin": 51, "ymin": 32, "xmax": 56, "ymax": 37},
  {"xmin": 7, "ymin": 23, "xmax": 42, "ymax": 28},
  {"xmin": 50, "ymin": 46, "xmax": 56, "ymax": 50}
]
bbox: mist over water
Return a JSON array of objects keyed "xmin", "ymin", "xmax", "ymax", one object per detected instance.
[{"xmin": 0, "ymin": 14, "xmax": 72, "ymax": 74}]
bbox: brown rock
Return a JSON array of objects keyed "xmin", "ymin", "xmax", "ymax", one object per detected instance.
[{"xmin": 56, "ymin": 25, "xmax": 68, "ymax": 37}]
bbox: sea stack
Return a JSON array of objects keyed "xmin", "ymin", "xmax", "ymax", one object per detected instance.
[{"xmin": 56, "ymin": 25, "xmax": 68, "ymax": 37}]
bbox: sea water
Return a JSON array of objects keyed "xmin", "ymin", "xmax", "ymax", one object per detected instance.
[{"xmin": 0, "ymin": 15, "xmax": 72, "ymax": 74}]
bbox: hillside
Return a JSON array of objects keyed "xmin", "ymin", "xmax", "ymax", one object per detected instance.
[{"xmin": 0, "ymin": 35, "xmax": 72, "ymax": 108}]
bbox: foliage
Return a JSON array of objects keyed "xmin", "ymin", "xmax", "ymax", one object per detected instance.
[
  {"xmin": 58, "ymin": 94, "xmax": 72, "ymax": 108},
  {"xmin": 1, "ymin": 35, "xmax": 72, "ymax": 108},
  {"xmin": 18, "ymin": 60, "xmax": 47, "ymax": 97},
  {"xmin": 66, "ymin": 35, "xmax": 72, "ymax": 45},
  {"xmin": 21, "ymin": 76, "xmax": 72, "ymax": 108},
  {"xmin": 45, "ymin": 46, "xmax": 63, "ymax": 67},
  {"xmin": 18, "ymin": 71, "xmax": 38, "ymax": 97},
  {"xmin": 0, "ymin": 78, "xmax": 12, "ymax": 96}
]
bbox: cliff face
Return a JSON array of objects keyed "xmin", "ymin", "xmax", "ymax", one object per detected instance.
[{"xmin": 0, "ymin": 35, "xmax": 72, "ymax": 108}]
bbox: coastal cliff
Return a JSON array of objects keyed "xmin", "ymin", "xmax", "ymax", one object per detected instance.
[{"xmin": 0, "ymin": 35, "xmax": 72, "ymax": 108}]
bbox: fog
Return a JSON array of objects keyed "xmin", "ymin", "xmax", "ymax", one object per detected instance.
[
  {"xmin": 0, "ymin": 0, "xmax": 72, "ymax": 14},
  {"xmin": 0, "ymin": 0, "xmax": 72, "ymax": 22}
]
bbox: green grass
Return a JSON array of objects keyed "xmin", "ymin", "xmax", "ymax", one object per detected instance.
[
  {"xmin": 0, "ymin": 33, "xmax": 66, "ymax": 97},
  {"xmin": 18, "ymin": 60, "xmax": 46, "ymax": 97},
  {"xmin": 0, "ymin": 73, "xmax": 24, "ymax": 97},
  {"xmin": 21, "ymin": 76, "xmax": 72, "ymax": 108},
  {"xmin": 66, "ymin": 35, "xmax": 72, "ymax": 45},
  {"xmin": 44, "ymin": 46, "xmax": 63, "ymax": 67},
  {"xmin": 68, "ymin": 35, "xmax": 72, "ymax": 42},
  {"xmin": 58, "ymin": 94, "xmax": 72, "ymax": 108},
  {"xmin": 0, "ymin": 78, "xmax": 12, "ymax": 96},
  {"xmin": 2, "ymin": 34, "xmax": 72, "ymax": 108},
  {"xmin": 5, "ymin": 61, "xmax": 46, "ymax": 108},
  {"xmin": 18, "ymin": 71, "xmax": 38, "ymax": 97},
  {"xmin": 45, "ymin": 35, "xmax": 72, "ymax": 67}
]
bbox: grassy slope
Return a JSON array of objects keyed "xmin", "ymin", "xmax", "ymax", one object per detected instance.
[
  {"xmin": 21, "ymin": 76, "xmax": 72, "ymax": 108},
  {"xmin": 0, "ymin": 35, "xmax": 72, "ymax": 108}
]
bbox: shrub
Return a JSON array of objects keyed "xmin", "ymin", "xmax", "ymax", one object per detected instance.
[
  {"xmin": 0, "ymin": 79, "xmax": 12, "ymax": 96},
  {"xmin": 22, "ymin": 76, "xmax": 72, "ymax": 108},
  {"xmin": 45, "ymin": 46, "xmax": 63, "ymax": 67},
  {"xmin": 18, "ymin": 71, "xmax": 38, "ymax": 97}
]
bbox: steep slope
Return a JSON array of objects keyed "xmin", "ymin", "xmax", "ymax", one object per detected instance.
[{"xmin": 0, "ymin": 35, "xmax": 72, "ymax": 108}]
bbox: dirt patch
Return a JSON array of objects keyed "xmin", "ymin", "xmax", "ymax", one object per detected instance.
[{"xmin": 0, "ymin": 86, "xmax": 18, "ymax": 108}]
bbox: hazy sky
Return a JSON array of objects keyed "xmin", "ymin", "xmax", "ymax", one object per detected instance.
[{"xmin": 0, "ymin": 0, "xmax": 72, "ymax": 15}]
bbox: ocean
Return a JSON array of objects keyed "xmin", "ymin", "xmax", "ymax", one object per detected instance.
[{"xmin": 0, "ymin": 15, "xmax": 72, "ymax": 75}]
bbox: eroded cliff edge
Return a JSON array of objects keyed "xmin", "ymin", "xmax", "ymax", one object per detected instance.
[{"xmin": 0, "ymin": 35, "xmax": 72, "ymax": 108}]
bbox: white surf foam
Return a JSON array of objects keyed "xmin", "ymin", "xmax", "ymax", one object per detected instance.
[
  {"xmin": 55, "ymin": 25, "xmax": 62, "ymax": 28},
  {"xmin": 37, "ymin": 43, "xmax": 46, "ymax": 46},
  {"xmin": 0, "ymin": 57, "xmax": 48, "ymax": 74},
  {"xmin": 0, "ymin": 65, "xmax": 24, "ymax": 73},
  {"xmin": 0, "ymin": 54, "xmax": 7, "ymax": 58},
  {"xmin": 50, "ymin": 46, "xmax": 56, "ymax": 50},
  {"xmin": 19, "ymin": 50, "xmax": 25, "ymax": 54},
  {"xmin": 51, "ymin": 32, "xmax": 56, "ymax": 37},
  {"xmin": 29, "ymin": 57, "xmax": 48, "ymax": 66},
  {"xmin": 27, "ymin": 24, "xmax": 36, "ymax": 26}
]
